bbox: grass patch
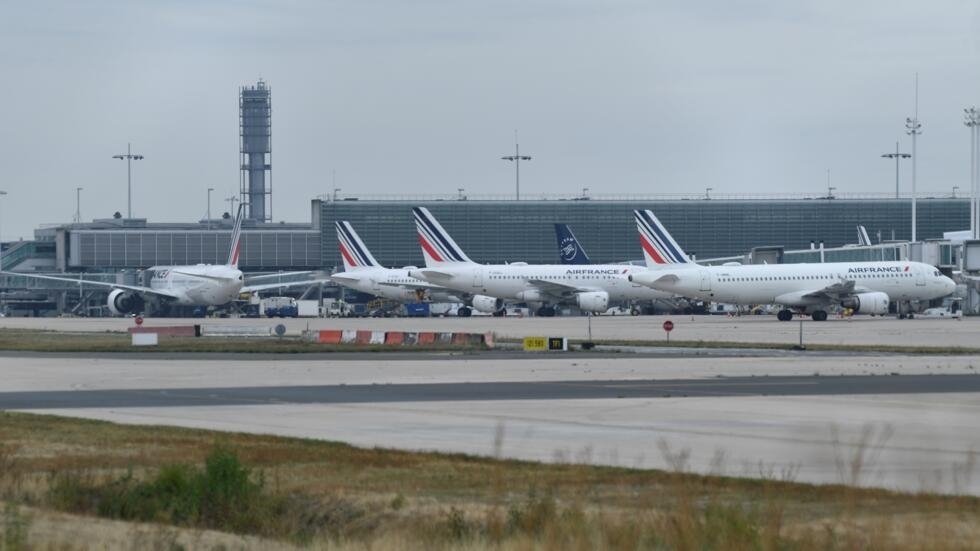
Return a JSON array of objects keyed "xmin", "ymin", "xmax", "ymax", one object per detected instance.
[{"xmin": 0, "ymin": 411, "xmax": 978, "ymax": 549}]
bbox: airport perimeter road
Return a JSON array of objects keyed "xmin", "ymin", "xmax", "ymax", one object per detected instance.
[
  {"xmin": 0, "ymin": 314, "xmax": 978, "ymax": 349},
  {"xmin": 3, "ymin": 352, "xmax": 980, "ymax": 495}
]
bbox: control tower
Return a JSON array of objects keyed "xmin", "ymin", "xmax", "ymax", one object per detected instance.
[{"xmin": 240, "ymin": 79, "xmax": 271, "ymax": 222}]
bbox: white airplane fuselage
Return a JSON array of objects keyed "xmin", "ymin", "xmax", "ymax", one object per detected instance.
[
  {"xmin": 633, "ymin": 261, "xmax": 954, "ymax": 306},
  {"xmin": 414, "ymin": 264, "xmax": 673, "ymax": 302},
  {"xmin": 148, "ymin": 265, "xmax": 244, "ymax": 306}
]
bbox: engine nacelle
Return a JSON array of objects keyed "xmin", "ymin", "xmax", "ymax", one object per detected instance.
[
  {"xmin": 576, "ymin": 291, "xmax": 609, "ymax": 313},
  {"xmin": 471, "ymin": 294, "xmax": 504, "ymax": 314},
  {"xmin": 516, "ymin": 290, "xmax": 546, "ymax": 303},
  {"xmin": 107, "ymin": 289, "xmax": 144, "ymax": 316},
  {"xmin": 841, "ymin": 292, "xmax": 889, "ymax": 315}
]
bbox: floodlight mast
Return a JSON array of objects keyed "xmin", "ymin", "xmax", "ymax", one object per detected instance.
[
  {"xmin": 501, "ymin": 132, "xmax": 531, "ymax": 200},
  {"xmin": 112, "ymin": 142, "xmax": 144, "ymax": 219},
  {"xmin": 965, "ymin": 107, "xmax": 980, "ymax": 238},
  {"xmin": 881, "ymin": 142, "xmax": 911, "ymax": 200}
]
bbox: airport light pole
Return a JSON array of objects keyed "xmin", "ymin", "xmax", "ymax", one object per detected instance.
[
  {"xmin": 905, "ymin": 74, "xmax": 921, "ymax": 243},
  {"xmin": 75, "ymin": 187, "xmax": 83, "ymax": 223},
  {"xmin": 965, "ymin": 107, "xmax": 980, "ymax": 238},
  {"xmin": 226, "ymin": 195, "xmax": 239, "ymax": 217},
  {"xmin": 207, "ymin": 187, "xmax": 214, "ymax": 230},
  {"xmin": 705, "ymin": 187, "xmax": 712, "ymax": 200},
  {"xmin": 112, "ymin": 143, "xmax": 143, "ymax": 219},
  {"xmin": 906, "ymin": 116, "xmax": 922, "ymax": 242},
  {"xmin": 501, "ymin": 133, "xmax": 531, "ymax": 200},
  {"xmin": 582, "ymin": 187, "xmax": 589, "ymax": 199},
  {"xmin": 953, "ymin": 186, "xmax": 959, "ymax": 198},
  {"xmin": 881, "ymin": 142, "xmax": 911, "ymax": 200},
  {"xmin": 0, "ymin": 190, "xmax": 6, "ymax": 275}
]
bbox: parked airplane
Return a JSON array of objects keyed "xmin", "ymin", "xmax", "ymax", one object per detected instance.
[
  {"xmin": 2, "ymin": 205, "xmax": 328, "ymax": 316},
  {"xmin": 555, "ymin": 224, "xmax": 592, "ymax": 265},
  {"xmin": 409, "ymin": 207, "xmax": 675, "ymax": 316},
  {"xmin": 329, "ymin": 221, "xmax": 461, "ymax": 304},
  {"xmin": 629, "ymin": 209, "xmax": 956, "ymax": 321}
]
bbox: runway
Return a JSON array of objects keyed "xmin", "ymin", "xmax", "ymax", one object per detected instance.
[
  {"xmin": 2, "ymin": 316, "xmax": 979, "ymax": 496},
  {"xmin": 3, "ymin": 374, "xmax": 980, "ymax": 410}
]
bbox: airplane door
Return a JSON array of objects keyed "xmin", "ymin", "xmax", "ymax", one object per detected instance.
[
  {"xmin": 699, "ymin": 271, "xmax": 711, "ymax": 291},
  {"xmin": 473, "ymin": 269, "xmax": 483, "ymax": 289},
  {"xmin": 915, "ymin": 267, "xmax": 925, "ymax": 286}
]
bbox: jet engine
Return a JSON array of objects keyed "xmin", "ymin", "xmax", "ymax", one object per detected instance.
[
  {"xmin": 841, "ymin": 292, "xmax": 889, "ymax": 315},
  {"xmin": 107, "ymin": 289, "xmax": 145, "ymax": 316},
  {"xmin": 471, "ymin": 294, "xmax": 504, "ymax": 314},
  {"xmin": 575, "ymin": 291, "xmax": 609, "ymax": 313},
  {"xmin": 516, "ymin": 290, "xmax": 546, "ymax": 303}
]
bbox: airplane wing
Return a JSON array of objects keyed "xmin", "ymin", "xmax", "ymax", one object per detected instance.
[
  {"xmin": 241, "ymin": 279, "xmax": 332, "ymax": 294},
  {"xmin": 414, "ymin": 269, "xmax": 455, "ymax": 281},
  {"xmin": 799, "ymin": 278, "xmax": 858, "ymax": 300},
  {"xmin": 525, "ymin": 278, "xmax": 594, "ymax": 299},
  {"xmin": 0, "ymin": 271, "xmax": 182, "ymax": 299},
  {"xmin": 376, "ymin": 280, "xmax": 451, "ymax": 292}
]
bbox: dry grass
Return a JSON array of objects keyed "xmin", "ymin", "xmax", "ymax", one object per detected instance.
[{"xmin": 2, "ymin": 412, "xmax": 980, "ymax": 549}]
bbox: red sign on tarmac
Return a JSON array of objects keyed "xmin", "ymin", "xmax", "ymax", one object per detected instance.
[
  {"xmin": 135, "ymin": 315, "xmax": 144, "ymax": 326},
  {"xmin": 662, "ymin": 320, "xmax": 674, "ymax": 332}
]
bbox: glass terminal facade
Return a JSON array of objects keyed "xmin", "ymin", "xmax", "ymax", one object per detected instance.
[{"xmin": 319, "ymin": 199, "xmax": 968, "ymax": 269}]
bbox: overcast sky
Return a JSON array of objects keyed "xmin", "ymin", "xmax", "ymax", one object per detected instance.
[{"xmin": 2, "ymin": 1, "xmax": 979, "ymax": 240}]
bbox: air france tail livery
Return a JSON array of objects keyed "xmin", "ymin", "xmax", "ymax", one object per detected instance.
[
  {"xmin": 330, "ymin": 221, "xmax": 459, "ymax": 303},
  {"xmin": 628, "ymin": 209, "xmax": 956, "ymax": 321},
  {"xmin": 555, "ymin": 224, "xmax": 592, "ymax": 265},
  {"xmin": 3, "ymin": 205, "xmax": 328, "ymax": 316},
  {"xmin": 410, "ymin": 207, "xmax": 674, "ymax": 316}
]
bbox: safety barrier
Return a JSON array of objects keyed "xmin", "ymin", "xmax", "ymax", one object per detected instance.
[
  {"xmin": 128, "ymin": 325, "xmax": 197, "ymax": 337},
  {"xmin": 314, "ymin": 330, "xmax": 494, "ymax": 348}
]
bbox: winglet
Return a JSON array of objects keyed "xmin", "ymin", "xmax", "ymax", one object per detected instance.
[
  {"xmin": 554, "ymin": 224, "xmax": 592, "ymax": 265},
  {"xmin": 412, "ymin": 207, "xmax": 473, "ymax": 267},
  {"xmin": 226, "ymin": 203, "xmax": 246, "ymax": 268},
  {"xmin": 336, "ymin": 221, "xmax": 381, "ymax": 270},
  {"xmin": 634, "ymin": 209, "xmax": 692, "ymax": 267}
]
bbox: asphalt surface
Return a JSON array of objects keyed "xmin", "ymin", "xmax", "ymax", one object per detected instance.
[{"xmin": 4, "ymin": 374, "xmax": 979, "ymax": 410}]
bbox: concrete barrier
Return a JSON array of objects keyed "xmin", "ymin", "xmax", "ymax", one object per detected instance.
[
  {"xmin": 199, "ymin": 325, "xmax": 272, "ymax": 337},
  {"xmin": 308, "ymin": 329, "xmax": 494, "ymax": 349},
  {"xmin": 128, "ymin": 325, "xmax": 196, "ymax": 337}
]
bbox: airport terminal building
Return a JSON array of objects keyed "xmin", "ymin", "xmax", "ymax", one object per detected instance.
[{"xmin": 8, "ymin": 195, "xmax": 970, "ymax": 273}]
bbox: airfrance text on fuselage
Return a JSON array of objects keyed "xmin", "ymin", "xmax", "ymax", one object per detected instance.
[{"xmin": 847, "ymin": 266, "xmax": 908, "ymax": 274}]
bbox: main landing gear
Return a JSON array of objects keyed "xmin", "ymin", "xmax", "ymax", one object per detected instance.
[
  {"xmin": 777, "ymin": 309, "xmax": 828, "ymax": 321},
  {"xmin": 536, "ymin": 305, "xmax": 557, "ymax": 317}
]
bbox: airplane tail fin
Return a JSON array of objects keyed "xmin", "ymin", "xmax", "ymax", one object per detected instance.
[
  {"xmin": 554, "ymin": 224, "xmax": 592, "ymax": 265},
  {"xmin": 634, "ymin": 209, "xmax": 692, "ymax": 267},
  {"xmin": 226, "ymin": 203, "xmax": 246, "ymax": 268},
  {"xmin": 857, "ymin": 225, "xmax": 872, "ymax": 246},
  {"xmin": 336, "ymin": 221, "xmax": 381, "ymax": 271},
  {"xmin": 412, "ymin": 207, "xmax": 473, "ymax": 267}
]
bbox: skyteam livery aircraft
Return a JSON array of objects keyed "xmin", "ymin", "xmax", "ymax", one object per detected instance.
[
  {"xmin": 329, "ymin": 221, "xmax": 461, "ymax": 304},
  {"xmin": 628, "ymin": 209, "xmax": 956, "ymax": 321},
  {"xmin": 3, "ymin": 205, "xmax": 328, "ymax": 316},
  {"xmin": 555, "ymin": 224, "xmax": 592, "ymax": 265},
  {"xmin": 409, "ymin": 207, "xmax": 674, "ymax": 316}
]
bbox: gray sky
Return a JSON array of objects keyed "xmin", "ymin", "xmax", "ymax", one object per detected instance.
[{"xmin": 2, "ymin": 1, "xmax": 979, "ymax": 240}]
